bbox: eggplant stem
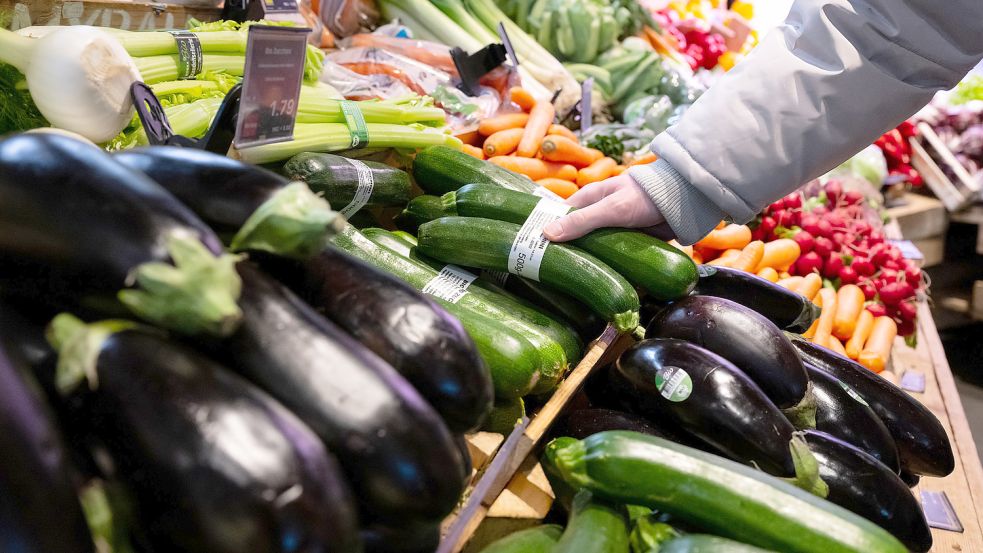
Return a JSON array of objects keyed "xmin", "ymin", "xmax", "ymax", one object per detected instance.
[
  {"xmin": 46, "ymin": 314, "xmax": 138, "ymax": 394},
  {"xmin": 781, "ymin": 382, "xmax": 818, "ymax": 430},
  {"xmin": 782, "ymin": 433, "xmax": 829, "ymax": 498},
  {"xmin": 230, "ymin": 181, "xmax": 344, "ymax": 259},
  {"xmin": 118, "ymin": 230, "xmax": 244, "ymax": 337}
]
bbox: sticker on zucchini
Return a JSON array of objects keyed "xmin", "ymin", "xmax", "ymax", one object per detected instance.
[
  {"xmin": 423, "ymin": 264, "xmax": 478, "ymax": 304},
  {"xmin": 838, "ymin": 381, "xmax": 869, "ymax": 407},
  {"xmin": 506, "ymin": 197, "xmax": 571, "ymax": 282},
  {"xmin": 338, "ymin": 158, "xmax": 374, "ymax": 219},
  {"xmin": 655, "ymin": 366, "xmax": 692, "ymax": 402}
]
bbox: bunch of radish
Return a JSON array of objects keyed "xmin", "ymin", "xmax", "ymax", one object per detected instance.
[{"xmin": 754, "ymin": 180, "xmax": 924, "ymax": 337}]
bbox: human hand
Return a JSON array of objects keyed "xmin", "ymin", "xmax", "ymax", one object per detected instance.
[{"xmin": 543, "ymin": 173, "xmax": 666, "ymax": 241}]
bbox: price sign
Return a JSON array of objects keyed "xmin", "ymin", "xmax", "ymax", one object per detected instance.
[{"xmin": 234, "ymin": 25, "xmax": 310, "ymax": 149}]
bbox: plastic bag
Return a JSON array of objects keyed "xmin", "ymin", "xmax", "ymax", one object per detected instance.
[
  {"xmin": 339, "ymin": 34, "xmax": 459, "ymax": 75},
  {"xmin": 317, "ymin": 0, "xmax": 379, "ymax": 38},
  {"xmin": 319, "ymin": 60, "xmax": 415, "ymax": 100}
]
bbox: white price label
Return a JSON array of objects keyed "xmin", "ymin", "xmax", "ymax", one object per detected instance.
[
  {"xmin": 506, "ymin": 197, "xmax": 571, "ymax": 282},
  {"xmin": 532, "ymin": 186, "xmax": 564, "ymax": 200},
  {"xmin": 338, "ymin": 158, "xmax": 374, "ymax": 219},
  {"xmin": 482, "ymin": 270, "xmax": 510, "ymax": 287},
  {"xmin": 422, "ymin": 265, "xmax": 478, "ymax": 304}
]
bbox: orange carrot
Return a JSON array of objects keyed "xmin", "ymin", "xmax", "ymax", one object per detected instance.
[
  {"xmin": 612, "ymin": 165, "xmax": 627, "ymax": 176},
  {"xmin": 543, "ymin": 161, "xmax": 578, "ymax": 181},
  {"xmin": 754, "ymin": 239, "xmax": 801, "ymax": 272},
  {"xmin": 576, "ymin": 157, "xmax": 618, "ymax": 186},
  {"xmin": 456, "ymin": 130, "xmax": 481, "ymax": 146},
  {"xmin": 696, "ymin": 224, "xmax": 752, "ymax": 251},
  {"xmin": 715, "ymin": 221, "xmax": 727, "ymax": 230},
  {"xmin": 462, "ymin": 144, "xmax": 484, "ymax": 160},
  {"xmin": 797, "ymin": 273, "xmax": 823, "ymax": 301},
  {"xmin": 509, "ymin": 87, "xmax": 535, "ymax": 111},
  {"xmin": 811, "ymin": 288, "xmax": 838, "ymax": 348},
  {"xmin": 776, "ymin": 276, "xmax": 804, "ymax": 291},
  {"xmin": 691, "ymin": 250, "xmax": 704, "ymax": 264},
  {"xmin": 547, "ymin": 124, "xmax": 578, "ymax": 142},
  {"xmin": 730, "ymin": 240, "xmax": 765, "ymax": 273},
  {"xmin": 756, "ymin": 267, "xmax": 780, "ymax": 282},
  {"xmin": 488, "ymin": 156, "xmax": 548, "ymax": 180},
  {"xmin": 483, "ymin": 127, "xmax": 525, "ymax": 157},
  {"xmin": 516, "ymin": 101, "xmax": 554, "ymax": 157},
  {"xmin": 779, "ymin": 271, "xmax": 792, "ymax": 279},
  {"xmin": 535, "ymin": 178, "xmax": 578, "ymax": 199},
  {"xmin": 541, "ymin": 135, "xmax": 595, "ymax": 167},
  {"xmin": 694, "ymin": 245, "xmax": 719, "ymax": 262},
  {"xmin": 585, "ymin": 148, "xmax": 605, "ymax": 164},
  {"xmin": 832, "ymin": 284, "xmax": 866, "ymax": 341},
  {"xmin": 668, "ymin": 240, "xmax": 694, "ymax": 259},
  {"xmin": 478, "ymin": 113, "xmax": 529, "ymax": 136},
  {"xmin": 845, "ymin": 309, "xmax": 874, "ymax": 360},
  {"xmin": 707, "ymin": 248, "xmax": 742, "ymax": 267},
  {"xmin": 827, "ymin": 335, "xmax": 848, "ymax": 357},
  {"xmin": 858, "ymin": 317, "xmax": 898, "ymax": 373},
  {"xmin": 629, "ymin": 151, "xmax": 657, "ymax": 166}
]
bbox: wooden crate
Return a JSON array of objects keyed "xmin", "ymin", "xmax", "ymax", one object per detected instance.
[
  {"xmin": 1, "ymin": 0, "xmax": 221, "ymax": 31},
  {"xmin": 910, "ymin": 123, "xmax": 980, "ymax": 212}
]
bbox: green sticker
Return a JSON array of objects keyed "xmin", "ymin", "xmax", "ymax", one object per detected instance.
[
  {"xmin": 655, "ymin": 366, "xmax": 692, "ymax": 402},
  {"xmin": 339, "ymin": 100, "xmax": 369, "ymax": 149},
  {"xmin": 838, "ymin": 381, "xmax": 870, "ymax": 407}
]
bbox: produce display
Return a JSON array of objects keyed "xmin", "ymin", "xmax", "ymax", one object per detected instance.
[{"xmin": 0, "ymin": 2, "xmax": 963, "ymax": 552}]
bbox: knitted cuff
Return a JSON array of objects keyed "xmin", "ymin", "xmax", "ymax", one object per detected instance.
[{"xmin": 628, "ymin": 158, "xmax": 727, "ymax": 246}]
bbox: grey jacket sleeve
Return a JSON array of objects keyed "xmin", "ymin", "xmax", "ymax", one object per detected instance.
[{"xmin": 631, "ymin": 0, "xmax": 983, "ymax": 245}]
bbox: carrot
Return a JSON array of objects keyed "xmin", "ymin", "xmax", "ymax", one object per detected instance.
[
  {"xmin": 629, "ymin": 151, "xmax": 658, "ymax": 166},
  {"xmin": 858, "ymin": 317, "xmax": 898, "ymax": 373},
  {"xmin": 754, "ymin": 239, "xmax": 801, "ymax": 272},
  {"xmin": 730, "ymin": 240, "xmax": 765, "ymax": 273},
  {"xmin": 832, "ymin": 284, "xmax": 866, "ymax": 341},
  {"xmin": 811, "ymin": 288, "xmax": 838, "ymax": 348},
  {"xmin": 585, "ymin": 148, "xmax": 605, "ymax": 164},
  {"xmin": 776, "ymin": 276, "xmax": 804, "ymax": 291},
  {"xmin": 756, "ymin": 267, "xmax": 779, "ymax": 282},
  {"xmin": 483, "ymin": 128, "xmax": 525, "ymax": 157},
  {"xmin": 696, "ymin": 224, "xmax": 752, "ymax": 251},
  {"xmin": 779, "ymin": 271, "xmax": 791, "ymax": 279},
  {"xmin": 612, "ymin": 165, "xmax": 627, "ymax": 176},
  {"xmin": 340, "ymin": 62, "xmax": 427, "ymax": 94},
  {"xmin": 797, "ymin": 273, "xmax": 823, "ymax": 301},
  {"xmin": 715, "ymin": 221, "xmax": 727, "ymax": 230},
  {"xmin": 668, "ymin": 240, "xmax": 694, "ymax": 259},
  {"xmin": 462, "ymin": 144, "xmax": 485, "ymax": 160},
  {"xmin": 516, "ymin": 101, "xmax": 554, "ymax": 157},
  {"xmin": 488, "ymin": 156, "xmax": 575, "ymax": 181},
  {"xmin": 535, "ymin": 178, "xmax": 579, "ymax": 199},
  {"xmin": 478, "ymin": 113, "xmax": 529, "ymax": 136},
  {"xmin": 694, "ymin": 245, "xmax": 719, "ymax": 262},
  {"xmin": 509, "ymin": 87, "xmax": 535, "ymax": 111},
  {"xmin": 456, "ymin": 130, "xmax": 481, "ymax": 146},
  {"xmin": 707, "ymin": 248, "xmax": 742, "ymax": 267},
  {"xmin": 691, "ymin": 251, "xmax": 704, "ymax": 264},
  {"xmin": 547, "ymin": 124, "xmax": 578, "ymax": 141},
  {"xmin": 845, "ymin": 309, "xmax": 874, "ymax": 360},
  {"xmin": 827, "ymin": 335, "xmax": 848, "ymax": 357},
  {"xmin": 541, "ymin": 135, "xmax": 595, "ymax": 167},
  {"xmin": 577, "ymin": 157, "xmax": 618, "ymax": 186}
]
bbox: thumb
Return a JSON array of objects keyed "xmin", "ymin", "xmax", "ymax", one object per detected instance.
[{"xmin": 544, "ymin": 201, "xmax": 619, "ymax": 242}]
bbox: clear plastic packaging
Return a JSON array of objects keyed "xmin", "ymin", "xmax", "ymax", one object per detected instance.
[{"xmin": 317, "ymin": 0, "xmax": 380, "ymax": 38}]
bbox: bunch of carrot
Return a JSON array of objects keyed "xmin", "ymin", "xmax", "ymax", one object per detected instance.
[
  {"xmin": 456, "ymin": 87, "xmax": 638, "ymax": 199},
  {"xmin": 671, "ymin": 220, "xmax": 896, "ymax": 373}
]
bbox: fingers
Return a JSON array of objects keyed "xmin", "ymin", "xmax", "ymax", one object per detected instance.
[
  {"xmin": 564, "ymin": 177, "xmax": 622, "ymax": 209},
  {"xmin": 544, "ymin": 201, "xmax": 621, "ymax": 242}
]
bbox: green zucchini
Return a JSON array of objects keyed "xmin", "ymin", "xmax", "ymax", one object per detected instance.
[
  {"xmin": 554, "ymin": 490, "xmax": 630, "ymax": 553},
  {"xmin": 282, "ymin": 152, "xmax": 411, "ymax": 209},
  {"xmin": 412, "ymin": 146, "xmax": 537, "ymax": 195},
  {"xmin": 477, "ymin": 525, "xmax": 562, "ymax": 553},
  {"xmin": 544, "ymin": 432, "xmax": 907, "ymax": 553},
  {"xmin": 447, "ymin": 184, "xmax": 698, "ymax": 300},
  {"xmin": 362, "ymin": 227, "xmax": 583, "ymax": 368},
  {"xmin": 417, "ymin": 217, "xmax": 641, "ymax": 333},
  {"xmin": 393, "ymin": 194, "xmax": 455, "ymax": 233},
  {"xmin": 481, "ymin": 397, "xmax": 525, "ymax": 434},
  {"xmin": 391, "ymin": 230, "xmax": 419, "ymax": 244},
  {"xmin": 329, "ymin": 225, "xmax": 559, "ymax": 398},
  {"xmin": 659, "ymin": 535, "xmax": 776, "ymax": 553}
]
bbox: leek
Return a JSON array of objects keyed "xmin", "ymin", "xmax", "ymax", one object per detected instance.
[
  {"xmin": 376, "ymin": 0, "xmax": 484, "ymax": 53},
  {"xmin": 235, "ymin": 123, "xmax": 462, "ymax": 165}
]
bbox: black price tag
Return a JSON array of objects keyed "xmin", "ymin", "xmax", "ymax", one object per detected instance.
[
  {"xmin": 167, "ymin": 31, "xmax": 203, "ymax": 80},
  {"xmin": 580, "ymin": 77, "xmax": 593, "ymax": 132},
  {"xmin": 260, "ymin": 0, "xmax": 298, "ymax": 13},
  {"xmin": 920, "ymin": 490, "xmax": 964, "ymax": 532},
  {"xmin": 497, "ymin": 23, "xmax": 519, "ymax": 68},
  {"xmin": 234, "ymin": 25, "xmax": 309, "ymax": 149}
]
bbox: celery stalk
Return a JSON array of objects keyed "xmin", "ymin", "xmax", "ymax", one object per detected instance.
[
  {"xmin": 431, "ymin": 0, "xmax": 499, "ymax": 44},
  {"xmin": 114, "ymin": 30, "xmax": 247, "ymax": 57},
  {"xmin": 376, "ymin": 0, "xmax": 484, "ymax": 53},
  {"xmin": 134, "ymin": 54, "xmax": 246, "ymax": 85}
]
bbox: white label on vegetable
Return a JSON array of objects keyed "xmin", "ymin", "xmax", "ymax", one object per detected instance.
[
  {"xmin": 532, "ymin": 186, "xmax": 564, "ymax": 200},
  {"xmin": 655, "ymin": 366, "xmax": 692, "ymax": 402},
  {"xmin": 483, "ymin": 270, "xmax": 510, "ymax": 287},
  {"xmin": 423, "ymin": 265, "xmax": 478, "ymax": 304},
  {"xmin": 506, "ymin": 197, "xmax": 571, "ymax": 282},
  {"xmin": 338, "ymin": 158, "xmax": 374, "ymax": 219},
  {"xmin": 837, "ymin": 381, "xmax": 870, "ymax": 407}
]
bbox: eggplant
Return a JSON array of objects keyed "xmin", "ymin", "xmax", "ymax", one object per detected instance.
[
  {"xmin": 360, "ymin": 520, "xmax": 441, "ymax": 553},
  {"xmin": 0, "ymin": 340, "xmax": 95, "ymax": 553},
  {"xmin": 900, "ymin": 470, "xmax": 920, "ymax": 488},
  {"xmin": 614, "ymin": 339, "xmax": 806, "ymax": 479},
  {"xmin": 115, "ymin": 147, "xmax": 342, "ymax": 259},
  {"xmin": 647, "ymin": 295, "xmax": 815, "ymax": 428},
  {"xmin": 46, "ymin": 315, "xmax": 360, "ymax": 553},
  {"xmin": 802, "ymin": 430, "xmax": 932, "ymax": 553},
  {"xmin": 692, "ymin": 265, "xmax": 820, "ymax": 332},
  {"xmin": 561, "ymin": 408, "xmax": 675, "ymax": 441},
  {"xmin": 216, "ymin": 263, "xmax": 466, "ymax": 523},
  {"xmin": 789, "ymin": 334, "xmax": 954, "ymax": 477},
  {"xmin": 262, "ymin": 246, "xmax": 493, "ymax": 433},
  {"xmin": 804, "ymin": 363, "xmax": 900, "ymax": 472},
  {"xmin": 0, "ymin": 134, "xmax": 241, "ymax": 337}
]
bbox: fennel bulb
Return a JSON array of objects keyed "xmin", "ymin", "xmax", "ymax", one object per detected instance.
[{"xmin": 0, "ymin": 26, "xmax": 141, "ymax": 142}]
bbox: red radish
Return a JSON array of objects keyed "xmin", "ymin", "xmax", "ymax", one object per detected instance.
[
  {"xmin": 898, "ymin": 300, "xmax": 917, "ymax": 322},
  {"xmin": 813, "ymin": 236, "xmax": 834, "ymax": 258},
  {"xmin": 793, "ymin": 230, "xmax": 815, "ymax": 253},
  {"xmin": 800, "ymin": 214, "xmax": 820, "ymax": 235},
  {"xmin": 794, "ymin": 251, "xmax": 824, "ymax": 275},
  {"xmin": 823, "ymin": 254, "xmax": 844, "ymax": 278},
  {"xmin": 751, "ymin": 227, "xmax": 765, "ymax": 241},
  {"xmin": 812, "ymin": 205, "xmax": 829, "ymax": 216},
  {"xmin": 767, "ymin": 200, "xmax": 784, "ymax": 214},
  {"xmin": 826, "ymin": 212, "xmax": 846, "ymax": 230},
  {"xmin": 879, "ymin": 281, "xmax": 911, "ymax": 306},
  {"xmin": 832, "ymin": 231, "xmax": 847, "ymax": 246},
  {"xmin": 872, "ymin": 246, "xmax": 891, "ymax": 266},
  {"xmin": 852, "ymin": 258, "xmax": 875, "ymax": 276},
  {"xmin": 775, "ymin": 210, "xmax": 796, "ymax": 228},
  {"xmin": 866, "ymin": 303, "xmax": 888, "ymax": 317},
  {"xmin": 904, "ymin": 264, "xmax": 922, "ymax": 285},
  {"xmin": 839, "ymin": 265, "xmax": 859, "ymax": 285},
  {"xmin": 884, "ymin": 258, "xmax": 902, "ymax": 271},
  {"xmin": 859, "ymin": 281, "xmax": 877, "ymax": 300},
  {"xmin": 853, "ymin": 220, "xmax": 871, "ymax": 236},
  {"xmin": 825, "ymin": 181, "xmax": 842, "ymax": 204},
  {"xmin": 898, "ymin": 318, "xmax": 915, "ymax": 337},
  {"xmin": 868, "ymin": 232, "xmax": 884, "ymax": 245},
  {"xmin": 784, "ymin": 193, "xmax": 802, "ymax": 209},
  {"xmin": 843, "ymin": 190, "xmax": 864, "ymax": 205},
  {"xmin": 759, "ymin": 216, "xmax": 777, "ymax": 236}
]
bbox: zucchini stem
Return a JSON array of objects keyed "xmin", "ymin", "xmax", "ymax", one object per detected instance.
[{"xmin": 230, "ymin": 182, "xmax": 344, "ymax": 259}]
